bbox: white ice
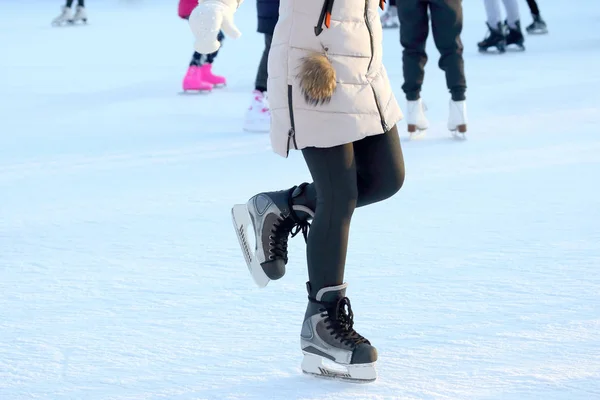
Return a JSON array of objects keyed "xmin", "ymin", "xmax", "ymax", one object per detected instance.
[{"xmin": 1, "ymin": 0, "xmax": 599, "ymax": 399}]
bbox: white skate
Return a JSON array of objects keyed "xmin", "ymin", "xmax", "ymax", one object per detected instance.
[
  {"xmin": 243, "ymin": 90, "xmax": 271, "ymax": 133},
  {"xmin": 448, "ymin": 99, "xmax": 467, "ymax": 140},
  {"xmin": 51, "ymin": 6, "xmax": 72, "ymax": 26},
  {"xmin": 406, "ymin": 99, "xmax": 429, "ymax": 139},
  {"xmin": 71, "ymin": 6, "xmax": 88, "ymax": 24}
]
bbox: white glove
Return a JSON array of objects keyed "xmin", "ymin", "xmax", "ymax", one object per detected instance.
[{"xmin": 189, "ymin": 0, "xmax": 243, "ymax": 54}]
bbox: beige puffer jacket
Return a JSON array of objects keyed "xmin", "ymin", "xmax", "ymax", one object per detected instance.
[{"xmin": 267, "ymin": 0, "xmax": 403, "ymax": 157}]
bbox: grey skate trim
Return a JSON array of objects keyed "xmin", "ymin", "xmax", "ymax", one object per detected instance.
[
  {"xmin": 300, "ymin": 316, "xmax": 314, "ymax": 340},
  {"xmin": 316, "ymin": 283, "xmax": 348, "ymax": 301},
  {"xmin": 292, "ymin": 205, "xmax": 315, "ymax": 218},
  {"xmin": 303, "ymin": 346, "xmax": 336, "ymax": 362},
  {"xmin": 301, "ymin": 314, "xmax": 353, "ymax": 365}
]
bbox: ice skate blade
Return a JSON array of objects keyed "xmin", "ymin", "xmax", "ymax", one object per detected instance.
[
  {"xmin": 231, "ymin": 204, "xmax": 270, "ymax": 288},
  {"xmin": 301, "ymin": 352, "xmax": 376, "ymax": 383},
  {"xmin": 179, "ymin": 89, "xmax": 212, "ymax": 95},
  {"xmin": 409, "ymin": 129, "xmax": 427, "ymax": 140}
]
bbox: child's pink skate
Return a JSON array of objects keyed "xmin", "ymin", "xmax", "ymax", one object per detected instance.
[
  {"xmin": 199, "ymin": 64, "xmax": 226, "ymax": 87},
  {"xmin": 182, "ymin": 66, "xmax": 213, "ymax": 92}
]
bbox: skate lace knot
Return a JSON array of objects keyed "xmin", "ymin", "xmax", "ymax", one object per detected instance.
[
  {"xmin": 269, "ymin": 213, "xmax": 310, "ymax": 263},
  {"xmin": 322, "ymin": 297, "xmax": 369, "ymax": 347}
]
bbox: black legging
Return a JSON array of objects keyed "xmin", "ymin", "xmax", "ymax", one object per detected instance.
[
  {"xmin": 389, "ymin": 0, "xmax": 397, "ymax": 6},
  {"xmin": 295, "ymin": 126, "xmax": 405, "ymax": 297},
  {"xmin": 526, "ymin": 0, "xmax": 540, "ymax": 16},
  {"xmin": 189, "ymin": 31, "xmax": 225, "ymax": 66},
  {"xmin": 65, "ymin": 0, "xmax": 84, "ymax": 6}
]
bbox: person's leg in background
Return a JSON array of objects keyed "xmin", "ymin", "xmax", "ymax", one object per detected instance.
[
  {"xmin": 244, "ymin": 33, "xmax": 273, "ymax": 132},
  {"xmin": 525, "ymin": 0, "xmax": 548, "ymax": 34},
  {"xmin": 501, "ymin": 0, "xmax": 525, "ymax": 49},
  {"xmin": 478, "ymin": 0, "xmax": 507, "ymax": 53},
  {"xmin": 183, "ymin": 31, "xmax": 226, "ymax": 92},
  {"xmin": 397, "ymin": 0, "xmax": 430, "ymax": 136},
  {"xmin": 428, "ymin": 0, "xmax": 468, "ymax": 135}
]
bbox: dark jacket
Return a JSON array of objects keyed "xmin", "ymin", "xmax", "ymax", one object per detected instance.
[{"xmin": 257, "ymin": 0, "xmax": 280, "ymax": 35}]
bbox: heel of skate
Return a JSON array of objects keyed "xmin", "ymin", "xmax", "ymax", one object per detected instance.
[
  {"xmin": 231, "ymin": 204, "xmax": 270, "ymax": 288},
  {"xmin": 301, "ymin": 352, "xmax": 377, "ymax": 383}
]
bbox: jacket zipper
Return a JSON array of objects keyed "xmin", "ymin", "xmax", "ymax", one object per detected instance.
[
  {"xmin": 364, "ymin": 0, "xmax": 388, "ymax": 132},
  {"xmin": 315, "ymin": 0, "xmax": 335, "ymax": 36},
  {"xmin": 286, "ymin": 85, "xmax": 298, "ymax": 156}
]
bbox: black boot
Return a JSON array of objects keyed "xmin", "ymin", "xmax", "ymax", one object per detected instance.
[
  {"xmin": 478, "ymin": 22, "xmax": 506, "ymax": 53},
  {"xmin": 526, "ymin": 14, "xmax": 548, "ymax": 35},
  {"xmin": 300, "ymin": 282, "xmax": 378, "ymax": 382},
  {"xmin": 506, "ymin": 20, "xmax": 525, "ymax": 50},
  {"xmin": 245, "ymin": 183, "xmax": 314, "ymax": 280}
]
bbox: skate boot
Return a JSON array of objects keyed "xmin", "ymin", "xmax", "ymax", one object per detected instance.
[
  {"xmin": 380, "ymin": 5, "xmax": 399, "ymax": 29},
  {"xmin": 243, "ymin": 90, "xmax": 271, "ymax": 132},
  {"xmin": 301, "ymin": 283, "xmax": 377, "ymax": 382},
  {"xmin": 199, "ymin": 63, "xmax": 226, "ymax": 87},
  {"xmin": 231, "ymin": 184, "xmax": 314, "ymax": 287},
  {"xmin": 51, "ymin": 6, "xmax": 72, "ymax": 26},
  {"xmin": 526, "ymin": 14, "xmax": 548, "ymax": 35},
  {"xmin": 506, "ymin": 20, "xmax": 525, "ymax": 50},
  {"xmin": 448, "ymin": 99, "xmax": 467, "ymax": 140},
  {"xmin": 71, "ymin": 6, "xmax": 87, "ymax": 24},
  {"xmin": 478, "ymin": 22, "xmax": 506, "ymax": 53},
  {"xmin": 182, "ymin": 66, "xmax": 213, "ymax": 92},
  {"xmin": 406, "ymin": 99, "xmax": 429, "ymax": 139}
]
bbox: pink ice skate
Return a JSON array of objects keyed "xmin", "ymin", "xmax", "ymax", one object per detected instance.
[
  {"xmin": 199, "ymin": 64, "xmax": 226, "ymax": 87},
  {"xmin": 182, "ymin": 66, "xmax": 213, "ymax": 92}
]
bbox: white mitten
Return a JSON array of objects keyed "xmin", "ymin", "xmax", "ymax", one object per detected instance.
[{"xmin": 189, "ymin": 0, "xmax": 244, "ymax": 54}]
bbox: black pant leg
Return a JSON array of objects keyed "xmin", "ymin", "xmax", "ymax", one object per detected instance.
[
  {"xmin": 429, "ymin": 0, "xmax": 467, "ymax": 101},
  {"xmin": 397, "ymin": 0, "xmax": 430, "ymax": 101},
  {"xmin": 255, "ymin": 34, "xmax": 273, "ymax": 92},
  {"xmin": 526, "ymin": 0, "xmax": 540, "ymax": 15}
]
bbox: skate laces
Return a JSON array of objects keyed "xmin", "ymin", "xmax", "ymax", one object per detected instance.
[
  {"xmin": 269, "ymin": 215, "xmax": 310, "ymax": 263},
  {"xmin": 321, "ymin": 297, "xmax": 369, "ymax": 347}
]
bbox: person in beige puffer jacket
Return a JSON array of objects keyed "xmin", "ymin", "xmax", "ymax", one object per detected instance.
[{"xmin": 191, "ymin": 0, "xmax": 405, "ymax": 382}]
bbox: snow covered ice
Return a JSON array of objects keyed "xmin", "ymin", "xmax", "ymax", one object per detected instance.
[{"xmin": 1, "ymin": 0, "xmax": 599, "ymax": 399}]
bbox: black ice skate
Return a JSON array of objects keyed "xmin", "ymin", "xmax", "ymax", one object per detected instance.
[
  {"xmin": 506, "ymin": 20, "xmax": 525, "ymax": 51},
  {"xmin": 231, "ymin": 184, "xmax": 314, "ymax": 288},
  {"xmin": 478, "ymin": 22, "xmax": 506, "ymax": 53},
  {"xmin": 301, "ymin": 283, "xmax": 378, "ymax": 382},
  {"xmin": 526, "ymin": 14, "xmax": 548, "ymax": 35}
]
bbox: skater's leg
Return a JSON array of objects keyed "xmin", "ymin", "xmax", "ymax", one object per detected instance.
[
  {"xmin": 203, "ymin": 31, "xmax": 225, "ymax": 64},
  {"xmin": 77, "ymin": 0, "xmax": 84, "ymax": 6},
  {"xmin": 301, "ymin": 143, "xmax": 357, "ymax": 291},
  {"xmin": 397, "ymin": 0, "xmax": 429, "ymax": 100},
  {"xmin": 483, "ymin": 0, "xmax": 503, "ymax": 27},
  {"xmin": 354, "ymin": 125, "xmax": 405, "ymax": 207},
  {"xmin": 301, "ymin": 126, "xmax": 404, "ymax": 293},
  {"xmin": 501, "ymin": 0, "xmax": 520, "ymax": 28},
  {"xmin": 255, "ymin": 34, "xmax": 272, "ymax": 93},
  {"xmin": 189, "ymin": 52, "xmax": 202, "ymax": 67},
  {"xmin": 65, "ymin": 0, "xmax": 74, "ymax": 7},
  {"xmin": 429, "ymin": 0, "xmax": 467, "ymax": 101},
  {"xmin": 525, "ymin": 0, "xmax": 540, "ymax": 16}
]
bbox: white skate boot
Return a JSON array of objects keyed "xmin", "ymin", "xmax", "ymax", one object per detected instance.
[
  {"xmin": 71, "ymin": 6, "xmax": 88, "ymax": 24},
  {"xmin": 301, "ymin": 283, "xmax": 378, "ymax": 382},
  {"xmin": 448, "ymin": 99, "xmax": 467, "ymax": 140},
  {"xmin": 406, "ymin": 99, "xmax": 429, "ymax": 139},
  {"xmin": 243, "ymin": 90, "xmax": 271, "ymax": 133},
  {"xmin": 51, "ymin": 6, "xmax": 72, "ymax": 26}
]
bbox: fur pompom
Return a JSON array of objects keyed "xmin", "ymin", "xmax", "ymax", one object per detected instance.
[{"xmin": 297, "ymin": 53, "xmax": 336, "ymax": 106}]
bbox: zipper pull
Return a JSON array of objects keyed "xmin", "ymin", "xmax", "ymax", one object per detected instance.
[{"xmin": 380, "ymin": 0, "xmax": 386, "ymax": 11}]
